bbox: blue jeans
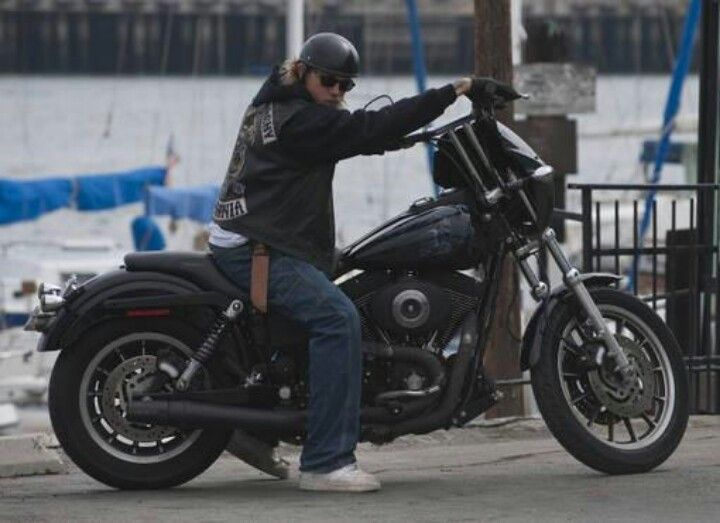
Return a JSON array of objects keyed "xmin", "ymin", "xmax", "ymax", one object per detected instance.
[{"xmin": 210, "ymin": 244, "xmax": 362, "ymax": 473}]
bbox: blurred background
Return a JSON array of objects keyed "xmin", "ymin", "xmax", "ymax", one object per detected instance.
[{"xmin": 1, "ymin": 0, "xmax": 714, "ymax": 431}]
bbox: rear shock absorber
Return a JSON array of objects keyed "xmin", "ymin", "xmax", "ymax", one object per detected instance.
[{"xmin": 175, "ymin": 300, "xmax": 244, "ymax": 391}]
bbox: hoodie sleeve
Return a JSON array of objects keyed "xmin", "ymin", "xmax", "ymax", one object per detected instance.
[{"xmin": 277, "ymin": 84, "xmax": 457, "ymax": 163}]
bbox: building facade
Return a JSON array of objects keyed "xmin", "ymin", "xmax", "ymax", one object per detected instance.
[{"xmin": 0, "ymin": 0, "xmax": 693, "ymax": 74}]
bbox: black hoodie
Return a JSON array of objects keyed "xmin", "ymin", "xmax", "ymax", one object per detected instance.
[{"xmin": 213, "ymin": 68, "xmax": 457, "ymax": 273}]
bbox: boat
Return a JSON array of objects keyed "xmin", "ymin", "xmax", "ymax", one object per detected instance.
[
  {"xmin": 0, "ymin": 165, "xmax": 168, "ymax": 329},
  {"xmin": 0, "ymin": 239, "xmax": 126, "ymax": 329},
  {"xmin": 0, "ymin": 166, "xmax": 168, "ymax": 427}
]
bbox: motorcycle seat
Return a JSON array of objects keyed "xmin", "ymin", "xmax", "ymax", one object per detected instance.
[
  {"xmin": 124, "ymin": 251, "xmax": 309, "ymax": 345},
  {"xmin": 124, "ymin": 251, "xmax": 247, "ymax": 298}
]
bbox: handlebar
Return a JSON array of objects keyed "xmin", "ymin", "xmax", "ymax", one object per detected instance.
[
  {"xmin": 398, "ymin": 79, "xmax": 527, "ymax": 148},
  {"xmin": 399, "ymin": 112, "xmax": 505, "ymax": 208},
  {"xmin": 397, "ymin": 81, "xmax": 534, "ymax": 210},
  {"xmin": 399, "ymin": 114, "xmax": 476, "ymax": 148}
]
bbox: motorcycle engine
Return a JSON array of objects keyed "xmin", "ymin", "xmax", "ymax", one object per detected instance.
[
  {"xmin": 262, "ymin": 271, "xmax": 481, "ymax": 410},
  {"xmin": 352, "ymin": 271, "xmax": 482, "ymax": 404}
]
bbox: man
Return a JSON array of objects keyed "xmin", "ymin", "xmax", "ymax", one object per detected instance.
[{"xmin": 210, "ymin": 33, "xmax": 473, "ymax": 492}]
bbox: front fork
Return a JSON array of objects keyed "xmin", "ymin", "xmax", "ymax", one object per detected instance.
[{"xmin": 515, "ymin": 228, "xmax": 636, "ymax": 387}]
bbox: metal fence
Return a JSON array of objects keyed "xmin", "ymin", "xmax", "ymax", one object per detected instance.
[{"xmin": 562, "ymin": 183, "xmax": 720, "ymax": 414}]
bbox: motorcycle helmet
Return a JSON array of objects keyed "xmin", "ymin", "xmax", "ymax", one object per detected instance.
[{"xmin": 299, "ymin": 33, "xmax": 359, "ymax": 77}]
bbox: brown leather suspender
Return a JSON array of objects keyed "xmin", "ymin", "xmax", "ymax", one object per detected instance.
[{"xmin": 250, "ymin": 243, "xmax": 270, "ymax": 314}]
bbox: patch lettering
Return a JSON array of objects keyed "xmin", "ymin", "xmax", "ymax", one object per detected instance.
[
  {"xmin": 213, "ymin": 197, "xmax": 248, "ymax": 221},
  {"xmin": 260, "ymin": 103, "xmax": 277, "ymax": 144}
]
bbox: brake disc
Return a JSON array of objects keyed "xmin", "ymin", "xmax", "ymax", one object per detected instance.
[
  {"xmin": 587, "ymin": 336, "xmax": 655, "ymax": 418},
  {"xmin": 100, "ymin": 355, "xmax": 177, "ymax": 442}
]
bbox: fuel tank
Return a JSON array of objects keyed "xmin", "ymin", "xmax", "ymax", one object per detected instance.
[{"xmin": 343, "ymin": 196, "xmax": 482, "ymax": 270}]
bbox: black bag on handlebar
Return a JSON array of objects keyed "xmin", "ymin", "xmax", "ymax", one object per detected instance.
[
  {"xmin": 433, "ymin": 133, "xmax": 484, "ymax": 190},
  {"xmin": 433, "ymin": 141, "xmax": 464, "ymax": 189},
  {"xmin": 432, "ymin": 119, "xmax": 556, "ymax": 237},
  {"xmin": 432, "ymin": 124, "xmax": 502, "ymax": 190}
]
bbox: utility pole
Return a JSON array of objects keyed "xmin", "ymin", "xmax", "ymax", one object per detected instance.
[
  {"xmin": 475, "ymin": 0, "xmax": 514, "ymax": 122},
  {"xmin": 286, "ymin": 0, "xmax": 305, "ymax": 58},
  {"xmin": 696, "ymin": 0, "xmax": 719, "ymax": 411},
  {"xmin": 474, "ymin": 0, "xmax": 524, "ymax": 417}
]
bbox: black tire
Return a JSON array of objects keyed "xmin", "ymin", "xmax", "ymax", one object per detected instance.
[
  {"xmin": 531, "ymin": 288, "xmax": 689, "ymax": 474},
  {"xmin": 48, "ymin": 318, "xmax": 233, "ymax": 490}
]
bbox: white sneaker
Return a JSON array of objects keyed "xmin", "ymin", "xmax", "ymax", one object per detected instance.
[{"xmin": 299, "ymin": 463, "xmax": 381, "ymax": 492}]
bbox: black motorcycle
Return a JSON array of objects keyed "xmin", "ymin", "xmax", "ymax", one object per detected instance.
[{"xmin": 26, "ymin": 86, "xmax": 688, "ymax": 490}]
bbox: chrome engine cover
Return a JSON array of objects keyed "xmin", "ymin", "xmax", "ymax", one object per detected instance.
[
  {"xmin": 370, "ymin": 279, "xmax": 450, "ymax": 336},
  {"xmin": 391, "ymin": 289, "xmax": 431, "ymax": 329}
]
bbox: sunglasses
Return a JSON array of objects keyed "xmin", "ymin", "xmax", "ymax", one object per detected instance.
[{"xmin": 318, "ymin": 74, "xmax": 355, "ymax": 92}]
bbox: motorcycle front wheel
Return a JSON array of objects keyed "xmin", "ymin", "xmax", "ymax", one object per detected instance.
[
  {"xmin": 48, "ymin": 318, "xmax": 232, "ymax": 489},
  {"xmin": 531, "ymin": 288, "xmax": 689, "ymax": 474}
]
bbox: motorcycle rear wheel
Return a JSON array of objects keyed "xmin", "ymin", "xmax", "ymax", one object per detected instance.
[
  {"xmin": 531, "ymin": 288, "xmax": 688, "ymax": 474},
  {"xmin": 49, "ymin": 318, "xmax": 232, "ymax": 490}
]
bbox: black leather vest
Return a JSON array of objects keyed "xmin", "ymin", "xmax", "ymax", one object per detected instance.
[{"xmin": 213, "ymin": 99, "xmax": 336, "ymax": 273}]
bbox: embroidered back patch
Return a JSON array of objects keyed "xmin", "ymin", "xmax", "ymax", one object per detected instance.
[{"xmin": 214, "ymin": 197, "xmax": 248, "ymax": 221}]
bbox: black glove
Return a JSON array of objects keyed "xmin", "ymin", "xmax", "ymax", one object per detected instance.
[{"xmin": 467, "ymin": 77, "xmax": 523, "ymax": 109}]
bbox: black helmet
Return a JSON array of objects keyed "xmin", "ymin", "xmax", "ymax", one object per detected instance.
[{"xmin": 299, "ymin": 33, "xmax": 359, "ymax": 78}]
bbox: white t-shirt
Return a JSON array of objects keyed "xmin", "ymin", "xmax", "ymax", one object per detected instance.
[{"xmin": 207, "ymin": 222, "xmax": 248, "ymax": 248}]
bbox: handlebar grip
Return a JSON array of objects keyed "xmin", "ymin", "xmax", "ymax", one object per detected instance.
[{"xmin": 468, "ymin": 78, "xmax": 524, "ymax": 109}]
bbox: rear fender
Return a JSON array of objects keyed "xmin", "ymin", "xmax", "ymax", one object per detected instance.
[
  {"xmin": 38, "ymin": 270, "xmax": 228, "ymax": 352},
  {"xmin": 520, "ymin": 273, "xmax": 623, "ymax": 371}
]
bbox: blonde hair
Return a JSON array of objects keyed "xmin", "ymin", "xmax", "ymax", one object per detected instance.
[
  {"xmin": 279, "ymin": 58, "xmax": 304, "ymax": 85},
  {"xmin": 279, "ymin": 57, "xmax": 347, "ymax": 108}
]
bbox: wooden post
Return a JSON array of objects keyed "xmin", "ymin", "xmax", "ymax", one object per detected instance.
[
  {"xmin": 474, "ymin": 0, "xmax": 514, "ymax": 120},
  {"xmin": 512, "ymin": 63, "xmax": 594, "ymax": 242},
  {"xmin": 474, "ymin": 0, "xmax": 524, "ymax": 418}
]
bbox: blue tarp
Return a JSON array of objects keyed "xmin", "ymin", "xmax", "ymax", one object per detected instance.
[
  {"xmin": 77, "ymin": 167, "xmax": 167, "ymax": 211},
  {"xmin": 0, "ymin": 177, "xmax": 74, "ymax": 224},
  {"xmin": 0, "ymin": 166, "xmax": 167, "ymax": 225},
  {"xmin": 145, "ymin": 185, "xmax": 219, "ymax": 223},
  {"xmin": 131, "ymin": 215, "xmax": 166, "ymax": 251}
]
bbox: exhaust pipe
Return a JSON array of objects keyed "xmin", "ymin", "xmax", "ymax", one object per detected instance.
[
  {"xmin": 128, "ymin": 399, "xmax": 305, "ymax": 432},
  {"xmin": 126, "ymin": 394, "xmax": 435, "ymax": 433},
  {"xmin": 387, "ymin": 313, "xmax": 478, "ymax": 438},
  {"xmin": 364, "ymin": 342, "xmax": 445, "ymax": 404}
]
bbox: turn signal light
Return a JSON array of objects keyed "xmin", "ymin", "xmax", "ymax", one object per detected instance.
[{"xmin": 40, "ymin": 293, "xmax": 65, "ymax": 312}]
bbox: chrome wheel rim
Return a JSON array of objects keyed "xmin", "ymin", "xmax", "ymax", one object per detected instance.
[
  {"xmin": 556, "ymin": 304, "xmax": 675, "ymax": 450},
  {"xmin": 79, "ymin": 332, "xmax": 202, "ymax": 464}
]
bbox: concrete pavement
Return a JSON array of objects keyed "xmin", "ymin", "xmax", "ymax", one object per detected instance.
[
  {"xmin": 0, "ymin": 416, "xmax": 718, "ymax": 522},
  {"xmin": 0, "ymin": 433, "xmax": 65, "ymax": 478}
]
